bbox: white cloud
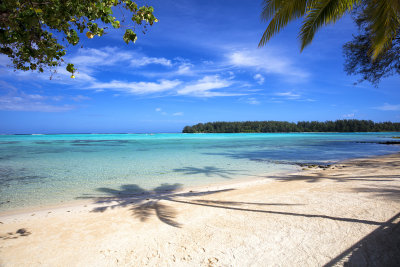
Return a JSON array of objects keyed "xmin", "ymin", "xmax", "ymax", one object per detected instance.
[
  {"xmin": 155, "ymin": 109, "xmax": 183, "ymax": 116},
  {"xmin": 253, "ymin": 74, "xmax": 264, "ymax": 85},
  {"xmin": 271, "ymin": 91, "xmax": 315, "ymax": 102},
  {"xmin": 70, "ymin": 47, "xmax": 172, "ymax": 76},
  {"xmin": 274, "ymin": 91, "xmax": 301, "ymax": 100},
  {"xmin": 0, "ymin": 54, "xmax": 11, "ymax": 67},
  {"xmin": 25, "ymin": 94, "xmax": 45, "ymax": 100},
  {"xmin": 176, "ymin": 63, "xmax": 193, "ymax": 75},
  {"xmin": 246, "ymin": 97, "xmax": 260, "ymax": 105},
  {"xmin": 177, "ymin": 75, "xmax": 243, "ymax": 97},
  {"xmin": 375, "ymin": 103, "xmax": 400, "ymax": 111},
  {"xmin": 72, "ymin": 95, "xmax": 91, "ymax": 102},
  {"xmin": 89, "ymin": 80, "xmax": 181, "ymax": 95},
  {"xmin": 228, "ymin": 50, "xmax": 309, "ymax": 81},
  {"xmin": 70, "ymin": 47, "xmax": 134, "ymax": 68},
  {"xmin": 131, "ymin": 57, "xmax": 172, "ymax": 67},
  {"xmin": 2, "ymin": 47, "xmax": 298, "ymax": 102},
  {"xmin": 0, "ymin": 81, "xmax": 17, "ymax": 92},
  {"xmin": 155, "ymin": 108, "xmax": 168, "ymax": 115},
  {"xmin": 342, "ymin": 113, "xmax": 355, "ymax": 118},
  {"xmin": 0, "ymin": 91, "xmax": 74, "ymax": 112},
  {"xmin": 49, "ymin": 66, "xmax": 96, "ymax": 83}
]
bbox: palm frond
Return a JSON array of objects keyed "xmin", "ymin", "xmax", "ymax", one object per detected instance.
[
  {"xmin": 367, "ymin": 0, "xmax": 400, "ymax": 59},
  {"xmin": 300, "ymin": 0, "xmax": 360, "ymax": 51},
  {"xmin": 261, "ymin": 0, "xmax": 290, "ymax": 21},
  {"xmin": 259, "ymin": 0, "xmax": 310, "ymax": 47}
]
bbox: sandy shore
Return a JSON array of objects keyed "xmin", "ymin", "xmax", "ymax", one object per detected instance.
[{"xmin": 1, "ymin": 153, "xmax": 400, "ymax": 266}]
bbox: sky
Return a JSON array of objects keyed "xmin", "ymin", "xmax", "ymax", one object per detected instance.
[{"xmin": 0, "ymin": 0, "xmax": 399, "ymax": 134}]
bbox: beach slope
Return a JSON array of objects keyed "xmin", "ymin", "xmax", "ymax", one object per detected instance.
[{"xmin": 1, "ymin": 153, "xmax": 400, "ymax": 266}]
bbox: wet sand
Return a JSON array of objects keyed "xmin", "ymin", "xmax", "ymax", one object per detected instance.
[{"xmin": 1, "ymin": 153, "xmax": 399, "ymax": 266}]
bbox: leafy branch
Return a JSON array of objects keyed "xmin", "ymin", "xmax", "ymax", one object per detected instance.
[{"xmin": 0, "ymin": 0, "xmax": 158, "ymax": 77}]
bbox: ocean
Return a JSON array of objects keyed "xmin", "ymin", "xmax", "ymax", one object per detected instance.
[{"xmin": 1, "ymin": 132, "xmax": 399, "ymax": 212}]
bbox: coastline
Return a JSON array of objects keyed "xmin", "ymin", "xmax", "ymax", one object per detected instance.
[
  {"xmin": 1, "ymin": 152, "xmax": 400, "ymax": 266},
  {"xmin": 0, "ymin": 166, "xmax": 299, "ymax": 219},
  {"xmin": 0, "ymin": 149, "xmax": 390, "ymax": 218}
]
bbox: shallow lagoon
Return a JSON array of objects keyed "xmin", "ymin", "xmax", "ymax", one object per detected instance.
[{"xmin": 1, "ymin": 133, "xmax": 399, "ymax": 212}]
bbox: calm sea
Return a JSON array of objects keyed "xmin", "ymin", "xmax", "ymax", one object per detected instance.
[{"xmin": 1, "ymin": 133, "xmax": 399, "ymax": 212}]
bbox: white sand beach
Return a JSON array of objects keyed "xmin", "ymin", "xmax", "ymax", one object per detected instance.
[{"xmin": 1, "ymin": 153, "xmax": 399, "ymax": 266}]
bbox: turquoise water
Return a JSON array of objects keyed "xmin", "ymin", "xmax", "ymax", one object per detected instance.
[{"xmin": 0, "ymin": 133, "xmax": 399, "ymax": 212}]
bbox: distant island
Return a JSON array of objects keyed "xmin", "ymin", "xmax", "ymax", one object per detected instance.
[{"xmin": 182, "ymin": 120, "xmax": 400, "ymax": 133}]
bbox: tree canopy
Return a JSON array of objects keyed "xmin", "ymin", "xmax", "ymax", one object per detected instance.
[
  {"xmin": 259, "ymin": 0, "xmax": 400, "ymax": 60},
  {"xmin": 343, "ymin": 6, "xmax": 400, "ymax": 86},
  {"xmin": 183, "ymin": 120, "xmax": 400, "ymax": 133},
  {"xmin": 0, "ymin": 0, "xmax": 157, "ymax": 77}
]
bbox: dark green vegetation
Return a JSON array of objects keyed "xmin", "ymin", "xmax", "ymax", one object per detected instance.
[
  {"xmin": 182, "ymin": 120, "xmax": 400, "ymax": 133},
  {"xmin": 343, "ymin": 4, "xmax": 400, "ymax": 86},
  {"xmin": 259, "ymin": 0, "xmax": 399, "ymax": 59},
  {"xmin": 259, "ymin": 1, "xmax": 400, "ymax": 85},
  {"xmin": 0, "ymin": 1, "xmax": 156, "ymax": 75}
]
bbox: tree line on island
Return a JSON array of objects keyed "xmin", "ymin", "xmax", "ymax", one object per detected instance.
[{"xmin": 182, "ymin": 120, "xmax": 400, "ymax": 133}]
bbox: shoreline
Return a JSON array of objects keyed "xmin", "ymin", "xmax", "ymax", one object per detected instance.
[
  {"xmin": 0, "ymin": 151, "xmax": 398, "ymax": 219},
  {"xmin": 1, "ymin": 152, "xmax": 399, "ymax": 266},
  {"xmin": 0, "ymin": 152, "xmax": 400, "ymax": 221},
  {"xmin": 0, "ymin": 166, "xmax": 299, "ymax": 219},
  {"xmin": 2, "ymin": 131, "xmax": 400, "ymax": 135}
]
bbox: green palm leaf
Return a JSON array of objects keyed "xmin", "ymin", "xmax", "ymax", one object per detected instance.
[
  {"xmin": 300, "ymin": 0, "xmax": 360, "ymax": 51},
  {"xmin": 367, "ymin": 0, "xmax": 400, "ymax": 59},
  {"xmin": 259, "ymin": 0, "xmax": 399, "ymax": 59},
  {"xmin": 259, "ymin": 0, "xmax": 310, "ymax": 47}
]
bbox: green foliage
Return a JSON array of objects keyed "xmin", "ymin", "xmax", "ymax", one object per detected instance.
[
  {"xmin": 123, "ymin": 29, "xmax": 137, "ymax": 44},
  {"xmin": 183, "ymin": 120, "xmax": 400, "ymax": 133},
  {"xmin": 343, "ymin": 6, "xmax": 400, "ymax": 86},
  {"xmin": 0, "ymin": 0, "xmax": 157, "ymax": 75},
  {"xmin": 259, "ymin": 0, "xmax": 400, "ymax": 59}
]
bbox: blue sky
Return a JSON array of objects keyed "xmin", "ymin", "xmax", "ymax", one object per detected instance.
[{"xmin": 0, "ymin": 0, "xmax": 399, "ymax": 134}]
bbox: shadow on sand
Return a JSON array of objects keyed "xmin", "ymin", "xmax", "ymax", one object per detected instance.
[
  {"xmin": 324, "ymin": 212, "xmax": 400, "ymax": 267},
  {"xmin": 79, "ymin": 182, "xmax": 389, "ymax": 228},
  {"xmin": 268, "ymin": 173, "xmax": 400, "ymax": 184},
  {"xmin": 172, "ymin": 166, "xmax": 242, "ymax": 179},
  {"xmin": 79, "ymin": 180, "xmax": 400, "ymax": 265},
  {"xmin": 0, "ymin": 228, "xmax": 31, "ymax": 240},
  {"xmin": 78, "ymin": 183, "xmax": 236, "ymax": 228},
  {"xmin": 262, "ymin": 172, "xmax": 400, "ymax": 203}
]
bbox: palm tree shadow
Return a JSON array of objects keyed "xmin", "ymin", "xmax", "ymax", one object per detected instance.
[
  {"xmin": 78, "ymin": 183, "xmax": 235, "ymax": 228},
  {"xmin": 173, "ymin": 166, "xmax": 241, "ymax": 179},
  {"xmin": 324, "ymin": 212, "xmax": 400, "ymax": 266},
  {"xmin": 78, "ymin": 181, "xmax": 388, "ymax": 228}
]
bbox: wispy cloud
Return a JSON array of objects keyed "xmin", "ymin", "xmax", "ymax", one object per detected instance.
[
  {"xmin": 72, "ymin": 95, "xmax": 91, "ymax": 102},
  {"xmin": 89, "ymin": 80, "xmax": 182, "ymax": 95},
  {"xmin": 0, "ymin": 54, "xmax": 11, "ymax": 67},
  {"xmin": 155, "ymin": 107, "xmax": 167, "ymax": 115},
  {"xmin": 274, "ymin": 91, "xmax": 301, "ymax": 100},
  {"xmin": 70, "ymin": 47, "xmax": 134, "ymax": 68},
  {"xmin": 1, "ymin": 46, "xmax": 309, "ymax": 103},
  {"xmin": 245, "ymin": 97, "xmax": 260, "ymax": 105},
  {"xmin": 154, "ymin": 108, "xmax": 182, "ymax": 116},
  {"xmin": 271, "ymin": 91, "xmax": 316, "ymax": 102},
  {"xmin": 0, "ymin": 90, "xmax": 74, "ymax": 112},
  {"xmin": 177, "ymin": 75, "xmax": 242, "ymax": 97},
  {"xmin": 253, "ymin": 74, "xmax": 264, "ymax": 85},
  {"xmin": 131, "ymin": 57, "xmax": 172, "ymax": 67},
  {"xmin": 175, "ymin": 62, "xmax": 194, "ymax": 75},
  {"xmin": 228, "ymin": 50, "xmax": 309, "ymax": 82},
  {"xmin": 375, "ymin": 103, "xmax": 400, "ymax": 111},
  {"xmin": 342, "ymin": 113, "xmax": 355, "ymax": 118}
]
